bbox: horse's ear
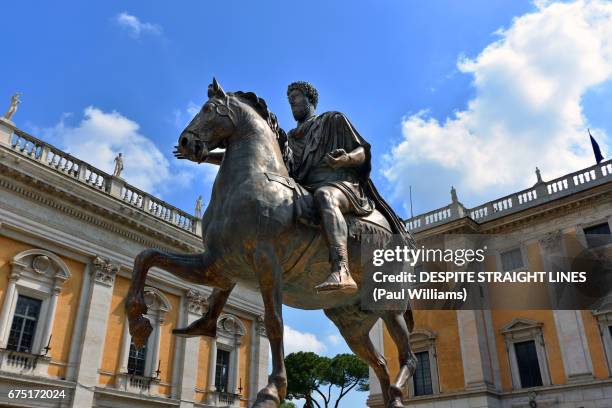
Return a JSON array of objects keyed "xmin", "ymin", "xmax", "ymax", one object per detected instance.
[{"xmin": 208, "ymin": 77, "xmax": 227, "ymax": 98}]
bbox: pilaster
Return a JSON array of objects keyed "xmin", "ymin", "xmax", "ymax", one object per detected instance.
[
  {"xmin": 178, "ymin": 289, "xmax": 207, "ymax": 408},
  {"xmin": 70, "ymin": 256, "xmax": 118, "ymax": 408}
]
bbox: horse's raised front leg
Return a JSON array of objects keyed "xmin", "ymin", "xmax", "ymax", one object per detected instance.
[
  {"xmin": 126, "ymin": 249, "xmax": 227, "ymax": 348},
  {"xmin": 252, "ymin": 244, "xmax": 286, "ymax": 408},
  {"xmin": 173, "ymin": 285, "xmax": 235, "ymax": 338},
  {"xmin": 382, "ymin": 310, "xmax": 417, "ymax": 408}
]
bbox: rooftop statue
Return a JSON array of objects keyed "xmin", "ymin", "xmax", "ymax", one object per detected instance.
[
  {"xmin": 126, "ymin": 79, "xmax": 417, "ymax": 408},
  {"xmin": 194, "ymin": 195, "xmax": 203, "ymax": 217},
  {"xmin": 3, "ymin": 93, "xmax": 21, "ymax": 121},
  {"xmin": 113, "ymin": 153, "xmax": 124, "ymax": 177}
]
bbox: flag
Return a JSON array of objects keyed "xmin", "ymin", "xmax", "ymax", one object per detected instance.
[{"xmin": 589, "ymin": 129, "xmax": 604, "ymax": 164}]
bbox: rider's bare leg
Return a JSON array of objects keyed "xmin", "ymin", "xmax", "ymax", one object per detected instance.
[{"xmin": 313, "ymin": 186, "xmax": 357, "ymax": 293}]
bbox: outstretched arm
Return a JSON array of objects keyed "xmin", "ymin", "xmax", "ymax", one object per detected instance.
[{"xmin": 325, "ymin": 146, "xmax": 365, "ymax": 168}]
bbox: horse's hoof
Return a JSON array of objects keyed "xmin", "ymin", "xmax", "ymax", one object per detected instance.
[
  {"xmin": 172, "ymin": 316, "xmax": 217, "ymax": 338},
  {"xmin": 129, "ymin": 316, "xmax": 153, "ymax": 349},
  {"xmin": 252, "ymin": 386, "xmax": 280, "ymax": 408}
]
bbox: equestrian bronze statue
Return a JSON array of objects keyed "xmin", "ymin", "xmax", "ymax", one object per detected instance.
[{"xmin": 126, "ymin": 78, "xmax": 417, "ymax": 408}]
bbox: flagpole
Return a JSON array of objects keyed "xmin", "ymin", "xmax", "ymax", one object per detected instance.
[{"xmin": 409, "ymin": 185, "xmax": 413, "ymax": 218}]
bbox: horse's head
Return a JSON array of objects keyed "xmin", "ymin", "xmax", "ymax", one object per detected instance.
[{"xmin": 175, "ymin": 78, "xmax": 238, "ymax": 163}]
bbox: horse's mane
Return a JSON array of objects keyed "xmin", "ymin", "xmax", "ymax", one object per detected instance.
[
  {"xmin": 232, "ymin": 91, "xmax": 282, "ymax": 137},
  {"xmin": 231, "ymin": 91, "xmax": 292, "ymax": 166}
]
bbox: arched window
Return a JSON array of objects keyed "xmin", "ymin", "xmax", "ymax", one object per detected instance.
[
  {"xmin": 0, "ymin": 249, "xmax": 70, "ymax": 376},
  {"xmin": 406, "ymin": 329, "xmax": 439, "ymax": 397},
  {"xmin": 205, "ymin": 314, "xmax": 247, "ymax": 405},
  {"xmin": 116, "ymin": 286, "xmax": 171, "ymax": 395}
]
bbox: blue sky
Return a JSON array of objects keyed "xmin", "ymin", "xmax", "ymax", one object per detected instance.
[{"xmin": 2, "ymin": 1, "xmax": 612, "ymax": 406}]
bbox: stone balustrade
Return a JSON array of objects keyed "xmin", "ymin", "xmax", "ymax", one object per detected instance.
[
  {"xmin": 0, "ymin": 349, "xmax": 50, "ymax": 376},
  {"xmin": 407, "ymin": 159, "xmax": 612, "ymax": 232},
  {"xmin": 0, "ymin": 123, "xmax": 201, "ymax": 236}
]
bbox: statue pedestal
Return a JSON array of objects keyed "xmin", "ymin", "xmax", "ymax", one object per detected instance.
[
  {"xmin": 0, "ymin": 117, "xmax": 15, "ymax": 147},
  {"xmin": 108, "ymin": 175, "xmax": 126, "ymax": 198}
]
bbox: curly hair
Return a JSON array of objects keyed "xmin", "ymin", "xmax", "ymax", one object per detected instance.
[{"xmin": 287, "ymin": 81, "xmax": 319, "ymax": 108}]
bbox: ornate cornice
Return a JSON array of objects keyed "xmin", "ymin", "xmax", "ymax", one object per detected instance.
[
  {"xmin": 92, "ymin": 256, "xmax": 119, "ymax": 287},
  {"xmin": 255, "ymin": 315, "xmax": 267, "ymax": 337},
  {"xmin": 185, "ymin": 289, "xmax": 208, "ymax": 315},
  {"xmin": 0, "ymin": 167, "xmax": 202, "ymax": 253},
  {"xmin": 538, "ymin": 230, "xmax": 563, "ymax": 252}
]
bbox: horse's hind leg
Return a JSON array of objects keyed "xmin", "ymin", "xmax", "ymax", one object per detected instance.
[
  {"xmin": 324, "ymin": 306, "xmax": 392, "ymax": 408},
  {"xmin": 126, "ymin": 249, "xmax": 230, "ymax": 348},
  {"xmin": 382, "ymin": 310, "xmax": 417, "ymax": 408},
  {"xmin": 252, "ymin": 244, "xmax": 286, "ymax": 408},
  {"xmin": 173, "ymin": 285, "xmax": 235, "ymax": 338}
]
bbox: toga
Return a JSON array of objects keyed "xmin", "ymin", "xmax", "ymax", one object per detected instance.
[{"xmin": 283, "ymin": 111, "xmax": 409, "ymax": 237}]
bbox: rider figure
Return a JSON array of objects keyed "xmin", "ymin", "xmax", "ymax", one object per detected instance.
[{"xmin": 285, "ymin": 81, "xmax": 375, "ymax": 293}]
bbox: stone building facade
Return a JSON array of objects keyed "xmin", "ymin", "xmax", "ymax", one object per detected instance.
[
  {"xmin": 368, "ymin": 159, "xmax": 612, "ymax": 407},
  {"xmin": 0, "ymin": 118, "xmax": 269, "ymax": 408}
]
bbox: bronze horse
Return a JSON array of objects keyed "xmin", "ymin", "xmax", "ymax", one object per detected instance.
[{"xmin": 126, "ymin": 79, "xmax": 417, "ymax": 408}]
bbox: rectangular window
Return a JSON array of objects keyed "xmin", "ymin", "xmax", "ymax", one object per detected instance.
[
  {"xmin": 501, "ymin": 248, "xmax": 523, "ymax": 271},
  {"xmin": 412, "ymin": 351, "xmax": 433, "ymax": 396},
  {"xmin": 584, "ymin": 222, "xmax": 611, "ymax": 248},
  {"xmin": 127, "ymin": 342, "xmax": 147, "ymax": 376},
  {"xmin": 7, "ymin": 295, "xmax": 41, "ymax": 353},
  {"xmin": 215, "ymin": 349, "xmax": 230, "ymax": 392},
  {"xmin": 514, "ymin": 340, "xmax": 543, "ymax": 388}
]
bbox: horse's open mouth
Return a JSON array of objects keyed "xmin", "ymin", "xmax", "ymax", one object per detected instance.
[{"xmin": 193, "ymin": 140, "xmax": 209, "ymax": 162}]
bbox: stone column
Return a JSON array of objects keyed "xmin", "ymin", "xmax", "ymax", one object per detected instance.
[
  {"xmin": 206, "ymin": 340, "xmax": 218, "ymax": 402},
  {"xmin": 178, "ymin": 290, "xmax": 206, "ymax": 408},
  {"xmin": 117, "ymin": 318, "xmax": 131, "ymax": 372},
  {"xmin": 0, "ymin": 271, "xmax": 19, "ymax": 347},
  {"xmin": 232, "ymin": 337, "xmax": 241, "ymax": 394},
  {"xmin": 553, "ymin": 310, "xmax": 594, "ymax": 382},
  {"xmin": 38, "ymin": 286, "xmax": 60, "ymax": 354},
  {"xmin": 456, "ymin": 310, "xmax": 496, "ymax": 391},
  {"xmin": 248, "ymin": 316, "xmax": 269, "ymax": 405},
  {"xmin": 66, "ymin": 263, "xmax": 92, "ymax": 380},
  {"xmin": 538, "ymin": 230, "xmax": 594, "ymax": 381},
  {"xmin": 70, "ymin": 257, "xmax": 118, "ymax": 408}
]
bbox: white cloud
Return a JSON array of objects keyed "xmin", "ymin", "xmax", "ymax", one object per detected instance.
[
  {"xmin": 44, "ymin": 106, "xmax": 187, "ymax": 195},
  {"xmin": 326, "ymin": 334, "xmax": 342, "ymax": 346},
  {"xmin": 385, "ymin": 0, "xmax": 612, "ymax": 208},
  {"xmin": 284, "ymin": 326, "xmax": 326, "ymax": 355},
  {"xmin": 115, "ymin": 12, "xmax": 162, "ymax": 38}
]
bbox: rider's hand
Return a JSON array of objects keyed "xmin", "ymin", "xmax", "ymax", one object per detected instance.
[{"xmin": 325, "ymin": 149, "xmax": 350, "ymax": 168}]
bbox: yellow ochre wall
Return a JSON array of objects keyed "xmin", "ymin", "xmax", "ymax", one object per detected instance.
[{"xmin": 0, "ymin": 236, "xmax": 85, "ymax": 379}]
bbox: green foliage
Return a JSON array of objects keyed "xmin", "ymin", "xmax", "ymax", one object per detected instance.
[
  {"xmin": 280, "ymin": 401, "xmax": 297, "ymax": 408},
  {"xmin": 285, "ymin": 351, "xmax": 330, "ymax": 407},
  {"xmin": 324, "ymin": 353, "xmax": 369, "ymax": 392},
  {"xmin": 284, "ymin": 352, "xmax": 369, "ymax": 408}
]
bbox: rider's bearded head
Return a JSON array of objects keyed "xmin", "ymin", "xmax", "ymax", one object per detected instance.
[{"xmin": 287, "ymin": 81, "xmax": 318, "ymax": 122}]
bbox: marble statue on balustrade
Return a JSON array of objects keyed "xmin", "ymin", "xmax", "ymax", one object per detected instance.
[
  {"xmin": 3, "ymin": 93, "xmax": 21, "ymax": 121},
  {"xmin": 195, "ymin": 195, "xmax": 203, "ymax": 217},
  {"xmin": 535, "ymin": 167, "xmax": 543, "ymax": 184},
  {"xmin": 113, "ymin": 153, "xmax": 124, "ymax": 177}
]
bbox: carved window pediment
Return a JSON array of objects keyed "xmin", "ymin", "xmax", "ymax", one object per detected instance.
[
  {"xmin": 217, "ymin": 314, "xmax": 246, "ymax": 339},
  {"xmin": 501, "ymin": 318, "xmax": 543, "ymax": 340},
  {"xmin": 10, "ymin": 249, "xmax": 71, "ymax": 285},
  {"xmin": 501, "ymin": 318, "xmax": 551, "ymax": 389}
]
